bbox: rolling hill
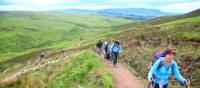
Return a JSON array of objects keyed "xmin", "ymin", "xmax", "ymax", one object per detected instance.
[
  {"xmin": 103, "ymin": 9, "xmax": 200, "ymax": 88},
  {"xmin": 0, "ymin": 12, "xmax": 135, "ymax": 88},
  {"xmin": 143, "ymin": 9, "xmax": 200, "ymax": 25},
  {"xmin": 50, "ymin": 8, "xmax": 177, "ymax": 20},
  {"xmin": 0, "ymin": 9, "xmax": 199, "ymax": 88},
  {"xmin": 0, "ymin": 11, "xmax": 134, "ymax": 62}
]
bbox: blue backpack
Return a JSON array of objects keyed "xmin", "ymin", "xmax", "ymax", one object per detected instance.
[{"xmin": 112, "ymin": 43, "xmax": 120, "ymax": 53}]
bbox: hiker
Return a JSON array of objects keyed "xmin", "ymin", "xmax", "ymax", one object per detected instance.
[
  {"xmin": 105, "ymin": 41, "xmax": 111, "ymax": 60},
  {"xmin": 148, "ymin": 51, "xmax": 190, "ymax": 88},
  {"xmin": 109, "ymin": 40, "xmax": 122, "ymax": 66},
  {"xmin": 96, "ymin": 40, "xmax": 103, "ymax": 55},
  {"xmin": 103, "ymin": 41, "xmax": 111, "ymax": 61},
  {"xmin": 101, "ymin": 41, "xmax": 108, "ymax": 60},
  {"xmin": 60, "ymin": 49, "xmax": 65, "ymax": 58},
  {"xmin": 39, "ymin": 52, "xmax": 45, "ymax": 60},
  {"xmin": 146, "ymin": 45, "xmax": 175, "ymax": 71},
  {"xmin": 108, "ymin": 40, "xmax": 114, "ymax": 62},
  {"xmin": 108, "ymin": 40, "xmax": 113, "ymax": 61}
]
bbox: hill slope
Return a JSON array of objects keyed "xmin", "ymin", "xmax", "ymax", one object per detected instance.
[
  {"xmin": 0, "ymin": 11, "xmax": 134, "ymax": 62},
  {"xmin": 104, "ymin": 10, "xmax": 200, "ymax": 87},
  {"xmin": 143, "ymin": 9, "xmax": 200, "ymax": 25},
  {"xmin": 0, "ymin": 9, "xmax": 199, "ymax": 88},
  {"xmin": 50, "ymin": 8, "xmax": 177, "ymax": 20}
]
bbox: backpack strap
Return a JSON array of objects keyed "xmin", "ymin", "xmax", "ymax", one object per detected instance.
[
  {"xmin": 157, "ymin": 59, "xmax": 164, "ymax": 70},
  {"xmin": 158, "ymin": 59, "xmax": 175, "ymax": 70},
  {"xmin": 171, "ymin": 62, "xmax": 175, "ymax": 73},
  {"xmin": 112, "ymin": 43, "xmax": 117, "ymax": 50}
]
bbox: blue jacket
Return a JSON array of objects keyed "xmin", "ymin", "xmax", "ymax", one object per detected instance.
[{"xmin": 148, "ymin": 57, "xmax": 186, "ymax": 85}]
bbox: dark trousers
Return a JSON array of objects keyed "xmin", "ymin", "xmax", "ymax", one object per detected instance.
[
  {"xmin": 152, "ymin": 81, "xmax": 168, "ymax": 88},
  {"xmin": 113, "ymin": 52, "xmax": 119, "ymax": 65},
  {"xmin": 106, "ymin": 53, "xmax": 110, "ymax": 60}
]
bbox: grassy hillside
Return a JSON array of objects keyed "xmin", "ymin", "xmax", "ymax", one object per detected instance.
[
  {"xmin": 1, "ymin": 50, "xmax": 114, "ymax": 88},
  {"xmin": 165, "ymin": 15, "xmax": 200, "ymax": 24},
  {"xmin": 136, "ymin": 9, "xmax": 200, "ymax": 27},
  {"xmin": 0, "ymin": 11, "xmax": 134, "ymax": 62},
  {"xmin": 0, "ymin": 10, "xmax": 199, "ymax": 88},
  {"xmin": 103, "ymin": 11, "xmax": 200, "ymax": 87}
]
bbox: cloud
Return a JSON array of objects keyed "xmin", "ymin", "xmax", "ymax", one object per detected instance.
[
  {"xmin": 47, "ymin": 5, "xmax": 122, "ymax": 10},
  {"xmin": 0, "ymin": 0, "xmax": 63, "ymax": 6},
  {"xmin": 0, "ymin": 5, "xmax": 122, "ymax": 11},
  {"xmin": 158, "ymin": 1, "xmax": 200, "ymax": 13}
]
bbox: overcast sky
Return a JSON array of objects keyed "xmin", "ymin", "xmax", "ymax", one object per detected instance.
[{"xmin": 0, "ymin": 0, "xmax": 200, "ymax": 13}]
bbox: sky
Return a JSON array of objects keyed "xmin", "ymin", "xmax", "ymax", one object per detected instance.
[{"xmin": 0, "ymin": 0, "xmax": 200, "ymax": 13}]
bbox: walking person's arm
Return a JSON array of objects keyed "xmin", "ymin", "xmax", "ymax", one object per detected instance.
[
  {"xmin": 109, "ymin": 43, "xmax": 114, "ymax": 52},
  {"xmin": 172, "ymin": 61, "xmax": 187, "ymax": 85}
]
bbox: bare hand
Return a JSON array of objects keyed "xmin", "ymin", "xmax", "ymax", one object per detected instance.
[
  {"xmin": 148, "ymin": 80, "xmax": 152, "ymax": 84},
  {"xmin": 186, "ymin": 79, "xmax": 190, "ymax": 88}
]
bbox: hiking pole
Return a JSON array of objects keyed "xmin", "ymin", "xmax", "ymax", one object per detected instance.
[
  {"xmin": 159, "ymin": 80, "xmax": 164, "ymax": 88},
  {"xmin": 186, "ymin": 85, "xmax": 188, "ymax": 88},
  {"xmin": 148, "ymin": 82, "xmax": 151, "ymax": 88},
  {"xmin": 148, "ymin": 82, "xmax": 155, "ymax": 88},
  {"xmin": 148, "ymin": 78, "xmax": 152, "ymax": 88}
]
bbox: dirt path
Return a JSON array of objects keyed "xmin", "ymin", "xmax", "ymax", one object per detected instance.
[
  {"xmin": 0, "ymin": 52, "xmax": 80, "ymax": 85},
  {"xmin": 0, "ymin": 45, "xmax": 92, "ymax": 85},
  {"xmin": 101, "ymin": 55, "xmax": 145, "ymax": 88}
]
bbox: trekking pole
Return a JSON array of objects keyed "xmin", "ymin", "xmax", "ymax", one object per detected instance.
[
  {"xmin": 148, "ymin": 82, "xmax": 155, "ymax": 88},
  {"xmin": 159, "ymin": 80, "xmax": 164, "ymax": 88},
  {"xmin": 152, "ymin": 82, "xmax": 155, "ymax": 88},
  {"xmin": 148, "ymin": 79, "xmax": 152, "ymax": 88},
  {"xmin": 148, "ymin": 79, "xmax": 154, "ymax": 88},
  {"xmin": 148, "ymin": 82, "xmax": 151, "ymax": 88}
]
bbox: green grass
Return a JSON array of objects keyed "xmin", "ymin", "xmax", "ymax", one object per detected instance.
[
  {"xmin": 6, "ymin": 50, "xmax": 114, "ymax": 88},
  {"xmin": 158, "ymin": 16, "xmax": 200, "ymax": 41},
  {"xmin": 101, "ymin": 14, "xmax": 200, "ymax": 88},
  {"xmin": 0, "ymin": 11, "xmax": 134, "ymax": 62},
  {"xmin": 164, "ymin": 16, "xmax": 200, "ymax": 25},
  {"xmin": 1, "ymin": 11, "xmax": 199, "ymax": 88},
  {"xmin": 49, "ymin": 50, "xmax": 113, "ymax": 88}
]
